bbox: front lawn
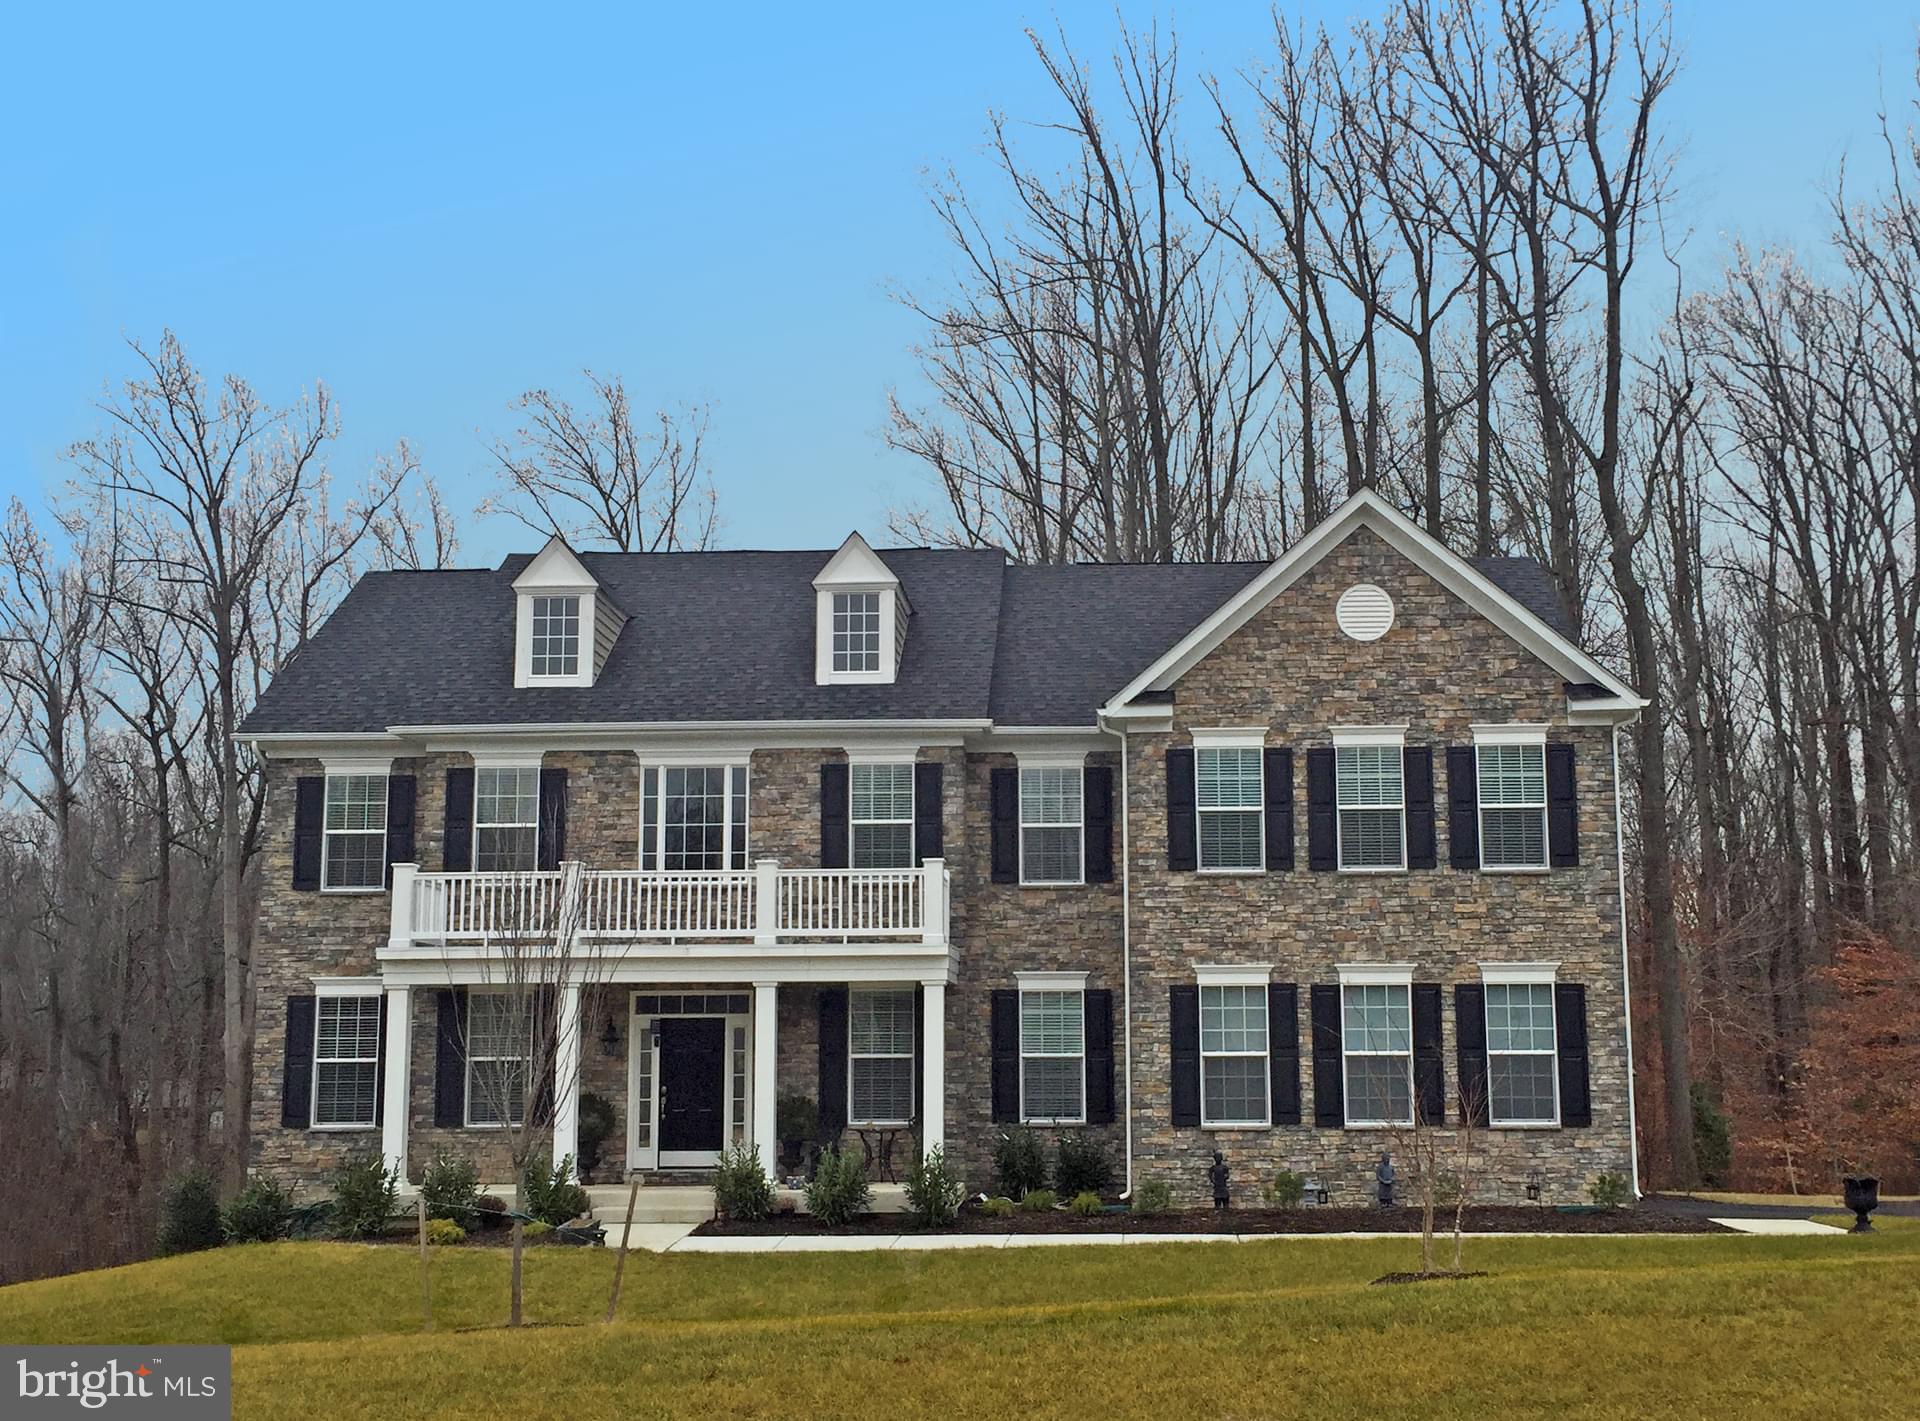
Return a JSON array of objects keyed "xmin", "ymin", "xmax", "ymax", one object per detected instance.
[{"xmin": 2, "ymin": 1230, "xmax": 1914, "ymax": 1419}]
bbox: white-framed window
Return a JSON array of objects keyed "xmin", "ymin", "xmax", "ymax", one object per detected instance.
[
  {"xmin": 640, "ymin": 764, "xmax": 749, "ymax": 871},
  {"xmin": 1336, "ymin": 739, "xmax": 1405, "ymax": 870},
  {"xmin": 1019, "ymin": 765, "xmax": 1084, "ymax": 884},
  {"xmin": 1199, "ymin": 981, "xmax": 1269, "ymax": 1126},
  {"xmin": 1196, "ymin": 745, "xmax": 1264, "ymax": 871},
  {"xmin": 1477, "ymin": 732, "xmax": 1549, "ymax": 870},
  {"xmin": 323, "ymin": 773, "xmax": 387, "ymax": 891},
  {"xmin": 1341, "ymin": 978, "xmax": 1414, "ymax": 1126},
  {"xmin": 312, "ymin": 994, "xmax": 381, "ymax": 1128},
  {"xmin": 529, "ymin": 594, "xmax": 582, "ymax": 678},
  {"xmin": 1019, "ymin": 985, "xmax": 1085, "ymax": 1123},
  {"xmin": 848, "ymin": 987, "xmax": 914, "ymax": 1126},
  {"xmin": 466, "ymin": 991, "xmax": 532, "ymax": 1128},
  {"xmin": 850, "ymin": 762, "xmax": 915, "ymax": 869},
  {"xmin": 832, "ymin": 591, "xmax": 882, "ymax": 674},
  {"xmin": 1484, "ymin": 975, "xmax": 1560, "ymax": 1126},
  {"xmin": 474, "ymin": 766, "xmax": 540, "ymax": 872}
]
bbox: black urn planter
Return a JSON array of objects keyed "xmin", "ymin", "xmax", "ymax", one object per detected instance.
[{"xmin": 1841, "ymin": 1175, "xmax": 1880, "ymax": 1233}]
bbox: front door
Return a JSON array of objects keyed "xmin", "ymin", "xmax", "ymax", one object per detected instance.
[{"xmin": 657, "ymin": 1017, "xmax": 727, "ymax": 1157}]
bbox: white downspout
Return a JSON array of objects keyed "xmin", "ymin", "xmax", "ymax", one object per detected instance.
[
  {"xmin": 1612, "ymin": 723, "xmax": 1643, "ymax": 1199},
  {"xmin": 1118, "ymin": 721, "xmax": 1134, "ymax": 1199}
]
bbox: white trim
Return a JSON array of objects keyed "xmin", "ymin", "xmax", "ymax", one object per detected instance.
[
  {"xmin": 1334, "ymin": 741, "xmax": 1407, "ymax": 872},
  {"xmin": 846, "ymin": 985, "xmax": 916, "ymax": 1128},
  {"xmin": 812, "ymin": 531, "xmax": 902, "ymax": 590},
  {"xmin": 1017, "ymin": 761, "xmax": 1086, "ymax": 886},
  {"xmin": 470, "ymin": 749, "xmax": 547, "ymax": 771},
  {"xmin": 1478, "ymin": 961, "xmax": 1561, "ymax": 985},
  {"xmin": 638, "ymin": 761, "xmax": 751, "ymax": 871},
  {"xmin": 319, "ymin": 755, "xmax": 395, "ymax": 776},
  {"xmin": 511, "ymin": 536, "xmax": 599, "ymax": 591},
  {"xmin": 1338, "ymin": 977, "xmax": 1416, "ymax": 1129},
  {"xmin": 472, "ymin": 764, "xmax": 542, "ymax": 873},
  {"xmin": 1118, "ymin": 722, "xmax": 1134, "ymax": 1198},
  {"xmin": 1613, "ymin": 725, "xmax": 1643, "ymax": 1196},
  {"xmin": 1336, "ymin": 962, "xmax": 1415, "ymax": 985},
  {"xmin": 1471, "ymin": 723, "xmax": 1549, "ymax": 746},
  {"xmin": 310, "ymin": 990, "xmax": 383, "ymax": 1131},
  {"xmin": 1013, "ymin": 749, "xmax": 1090, "ymax": 769},
  {"xmin": 1194, "ymin": 742, "xmax": 1265, "ymax": 872},
  {"xmin": 1189, "ymin": 727, "xmax": 1267, "ymax": 750},
  {"xmin": 1481, "ymin": 977, "xmax": 1562, "ymax": 1129},
  {"xmin": 849, "ymin": 760, "xmax": 916, "ymax": 870},
  {"xmin": 1475, "ymin": 738, "xmax": 1550, "ymax": 871},
  {"xmin": 519, "ymin": 590, "xmax": 592, "ymax": 688},
  {"xmin": 319, "ymin": 769, "xmax": 390, "ymax": 894},
  {"xmin": 1015, "ymin": 970, "xmax": 1090, "ymax": 989},
  {"xmin": 1194, "ymin": 964, "xmax": 1272, "ymax": 987},
  {"xmin": 1197, "ymin": 979, "xmax": 1271, "ymax": 1129},
  {"xmin": 845, "ymin": 744, "xmax": 926, "ymax": 765},
  {"xmin": 1330, "ymin": 724, "xmax": 1408, "ymax": 747},
  {"xmin": 1017, "ymin": 982, "xmax": 1087, "ymax": 1126},
  {"xmin": 313, "ymin": 975, "xmax": 384, "ymax": 996}
]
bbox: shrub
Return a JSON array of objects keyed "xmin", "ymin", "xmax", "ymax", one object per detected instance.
[
  {"xmin": 776, "ymin": 1092, "xmax": 819, "ymax": 1143},
  {"xmin": 522, "ymin": 1154, "xmax": 591, "ymax": 1226},
  {"xmin": 1018, "ymin": 1188, "xmax": 1057, "ymax": 1213},
  {"xmin": 1053, "ymin": 1133, "xmax": 1114, "ymax": 1197},
  {"xmin": 220, "ymin": 1175, "xmax": 293, "ymax": 1244},
  {"xmin": 577, "ymin": 1093, "xmax": 620, "ymax": 1182},
  {"xmin": 157, "ymin": 1168, "xmax": 223, "ymax": 1256},
  {"xmin": 982, "ymin": 1195, "xmax": 1017, "ymax": 1219},
  {"xmin": 1131, "ymin": 1179, "xmax": 1174, "ymax": 1215},
  {"xmin": 425, "ymin": 1218, "xmax": 466, "ymax": 1246},
  {"xmin": 1691, "ymin": 1082, "xmax": 1733, "ymax": 1186},
  {"xmin": 905, "ymin": 1144, "xmax": 965, "ymax": 1227},
  {"xmin": 1069, "ymin": 1190, "xmax": 1103, "ymax": 1217},
  {"xmin": 472, "ymin": 1195, "xmax": 509, "ymax": 1231},
  {"xmin": 522, "ymin": 1220, "xmax": 552, "ymax": 1241},
  {"xmin": 329, "ymin": 1150, "xmax": 399, "ymax": 1240},
  {"xmin": 1266, "ymin": 1169, "xmax": 1307, "ymax": 1210},
  {"xmin": 1589, "ymin": 1172, "xmax": 1631, "ymax": 1209},
  {"xmin": 713, "ymin": 1143, "xmax": 775, "ymax": 1222},
  {"xmin": 805, "ymin": 1146, "xmax": 871, "ymax": 1226},
  {"xmin": 992, "ymin": 1127, "xmax": 1049, "ymax": 1198},
  {"xmin": 420, "ymin": 1151, "xmax": 480, "ymax": 1224}
]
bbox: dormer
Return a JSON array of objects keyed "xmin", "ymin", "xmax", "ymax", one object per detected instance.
[
  {"xmin": 813, "ymin": 532, "xmax": 911, "ymax": 685},
  {"xmin": 511, "ymin": 536, "xmax": 627, "ymax": 689}
]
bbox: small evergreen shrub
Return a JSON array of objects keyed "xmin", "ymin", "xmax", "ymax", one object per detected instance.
[
  {"xmin": 1131, "ymin": 1179, "xmax": 1174, "ymax": 1215},
  {"xmin": 1053, "ymin": 1133, "xmax": 1114, "ymax": 1197},
  {"xmin": 1266, "ymin": 1169, "xmax": 1307, "ymax": 1210},
  {"xmin": 992, "ymin": 1127, "xmax": 1049, "ymax": 1198},
  {"xmin": 577, "ymin": 1092, "xmax": 620, "ymax": 1182},
  {"xmin": 329, "ymin": 1150, "xmax": 399, "ymax": 1240},
  {"xmin": 805, "ymin": 1146, "xmax": 871, "ymax": 1226},
  {"xmin": 472, "ymin": 1195, "xmax": 509, "ymax": 1231},
  {"xmin": 1069, "ymin": 1190, "xmax": 1104, "ymax": 1217},
  {"xmin": 713, "ymin": 1142, "xmax": 775, "ymax": 1221},
  {"xmin": 981, "ymin": 1195, "xmax": 1017, "ymax": 1219},
  {"xmin": 1018, "ymin": 1188, "xmax": 1057, "ymax": 1213},
  {"xmin": 425, "ymin": 1218, "xmax": 466, "ymax": 1245},
  {"xmin": 1589, "ymin": 1172, "xmax": 1631, "ymax": 1209},
  {"xmin": 905, "ymin": 1144, "xmax": 965, "ymax": 1227},
  {"xmin": 157, "ymin": 1168, "xmax": 223, "ymax": 1256},
  {"xmin": 220, "ymin": 1175, "xmax": 293, "ymax": 1244},
  {"xmin": 420, "ymin": 1151, "xmax": 480, "ymax": 1223},
  {"xmin": 776, "ymin": 1092, "xmax": 819, "ymax": 1144},
  {"xmin": 1690, "ymin": 1082, "xmax": 1733, "ymax": 1186},
  {"xmin": 523, "ymin": 1154, "xmax": 591, "ymax": 1226},
  {"xmin": 522, "ymin": 1220, "xmax": 552, "ymax": 1240}
]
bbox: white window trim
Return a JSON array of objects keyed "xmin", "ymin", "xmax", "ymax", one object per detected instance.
[
  {"xmin": 1479, "ymin": 963, "xmax": 1562, "ymax": 1129},
  {"xmin": 850, "ymin": 761, "xmax": 916, "ymax": 870},
  {"xmin": 318, "ymin": 759, "xmax": 392, "ymax": 895},
  {"xmin": 311, "ymin": 990, "xmax": 382, "ymax": 1132},
  {"xmin": 1330, "ymin": 725, "xmax": 1409, "ymax": 747},
  {"xmin": 828, "ymin": 589, "xmax": 885, "ymax": 678},
  {"xmin": 526, "ymin": 593, "xmax": 585, "ymax": 681},
  {"xmin": 514, "ymin": 588, "xmax": 597, "ymax": 689},
  {"xmin": 1190, "ymin": 727, "xmax": 1268, "ymax": 750},
  {"xmin": 1333, "ymin": 732, "xmax": 1407, "ymax": 873},
  {"xmin": 472, "ymin": 764, "xmax": 542, "ymax": 875},
  {"xmin": 1195, "ymin": 964, "xmax": 1273, "ymax": 987},
  {"xmin": 1472, "ymin": 727, "xmax": 1551, "ymax": 874},
  {"xmin": 846, "ymin": 986, "xmax": 915, "ymax": 1128},
  {"xmin": 638, "ymin": 762, "xmax": 751, "ymax": 872},
  {"xmin": 465, "ymin": 990, "xmax": 532, "ymax": 1130},
  {"xmin": 1017, "ymin": 756, "xmax": 1086, "ymax": 886},
  {"xmin": 1194, "ymin": 740, "xmax": 1265, "ymax": 874},
  {"xmin": 1198, "ymin": 976, "xmax": 1272, "ymax": 1129},
  {"xmin": 1016, "ymin": 972, "xmax": 1087, "ymax": 1125},
  {"xmin": 814, "ymin": 584, "xmax": 902, "ymax": 686},
  {"xmin": 1336, "ymin": 963, "xmax": 1414, "ymax": 1130}
]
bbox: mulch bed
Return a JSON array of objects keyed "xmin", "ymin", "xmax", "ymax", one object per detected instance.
[
  {"xmin": 1372, "ymin": 1269, "xmax": 1493, "ymax": 1285},
  {"xmin": 693, "ymin": 1205, "xmax": 1729, "ymax": 1237}
]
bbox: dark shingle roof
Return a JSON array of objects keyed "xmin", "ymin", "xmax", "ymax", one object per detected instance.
[{"xmin": 1472, "ymin": 556, "xmax": 1573, "ymax": 639}]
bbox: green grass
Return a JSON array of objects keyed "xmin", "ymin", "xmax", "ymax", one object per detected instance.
[{"xmin": 4, "ymin": 1232, "xmax": 1917, "ymax": 1419}]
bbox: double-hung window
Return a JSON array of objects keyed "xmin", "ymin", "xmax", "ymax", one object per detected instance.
[
  {"xmin": 1019, "ymin": 984, "xmax": 1085, "ymax": 1122},
  {"xmin": 1477, "ymin": 733, "xmax": 1548, "ymax": 870},
  {"xmin": 832, "ymin": 591, "xmax": 881, "ymax": 673},
  {"xmin": 323, "ymin": 774, "xmax": 387, "ymax": 890},
  {"xmin": 312, "ymin": 993, "xmax": 381, "ymax": 1127},
  {"xmin": 1198, "ymin": 980, "xmax": 1269, "ymax": 1126},
  {"xmin": 848, "ymin": 988, "xmax": 914, "ymax": 1126},
  {"xmin": 1019, "ymin": 765, "xmax": 1084, "ymax": 884},
  {"xmin": 1196, "ymin": 744, "xmax": 1263, "ymax": 871},
  {"xmin": 1336, "ymin": 737, "xmax": 1405, "ymax": 870},
  {"xmin": 466, "ymin": 992, "xmax": 532, "ymax": 1127},
  {"xmin": 1484, "ymin": 975, "xmax": 1559, "ymax": 1125},
  {"xmin": 850, "ymin": 763, "xmax": 915, "ymax": 869},
  {"xmin": 1341, "ymin": 977, "xmax": 1414, "ymax": 1126},
  {"xmin": 641, "ymin": 765, "xmax": 749, "ymax": 871},
  {"xmin": 474, "ymin": 767, "xmax": 540, "ymax": 872},
  {"xmin": 529, "ymin": 595, "xmax": 581, "ymax": 677}
]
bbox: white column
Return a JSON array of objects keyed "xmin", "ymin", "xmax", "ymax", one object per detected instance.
[
  {"xmin": 387, "ymin": 863, "xmax": 418, "ymax": 953},
  {"xmin": 920, "ymin": 980, "xmax": 945, "ymax": 1156},
  {"xmin": 753, "ymin": 981, "xmax": 779, "ymax": 1173},
  {"xmin": 753, "ymin": 858, "xmax": 780, "ymax": 945},
  {"xmin": 550, "ymin": 983, "xmax": 582, "ymax": 1171},
  {"xmin": 920, "ymin": 858, "xmax": 948, "ymax": 945},
  {"xmin": 381, "ymin": 984, "xmax": 411, "ymax": 1185}
]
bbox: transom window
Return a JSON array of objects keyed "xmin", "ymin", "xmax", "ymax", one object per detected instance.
[
  {"xmin": 323, "ymin": 774, "xmax": 387, "ymax": 890},
  {"xmin": 1479, "ymin": 742, "xmax": 1548, "ymax": 869},
  {"xmin": 466, "ymin": 992, "xmax": 532, "ymax": 1128},
  {"xmin": 851, "ymin": 763, "xmax": 915, "ymax": 869},
  {"xmin": 1486, "ymin": 983, "xmax": 1559, "ymax": 1125},
  {"xmin": 832, "ymin": 591, "xmax": 882, "ymax": 673},
  {"xmin": 1342, "ymin": 982, "xmax": 1413, "ymax": 1126},
  {"xmin": 641, "ymin": 765, "xmax": 749, "ymax": 871},
  {"xmin": 529, "ymin": 594, "xmax": 581, "ymax": 677},
  {"xmin": 848, "ymin": 988, "xmax": 915, "ymax": 1126},
  {"xmin": 312, "ymin": 995, "xmax": 380, "ymax": 1127},
  {"xmin": 1020, "ymin": 766, "xmax": 1084, "ymax": 884},
  {"xmin": 474, "ymin": 767, "xmax": 539, "ymax": 873},
  {"xmin": 1020, "ymin": 989, "xmax": 1085, "ymax": 1122},
  {"xmin": 1199, "ymin": 983, "xmax": 1268, "ymax": 1126},
  {"xmin": 1196, "ymin": 747, "xmax": 1263, "ymax": 870},
  {"xmin": 1336, "ymin": 745, "xmax": 1405, "ymax": 870}
]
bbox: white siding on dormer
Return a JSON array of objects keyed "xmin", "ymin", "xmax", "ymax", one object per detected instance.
[{"xmin": 813, "ymin": 532, "xmax": 909, "ymax": 686}]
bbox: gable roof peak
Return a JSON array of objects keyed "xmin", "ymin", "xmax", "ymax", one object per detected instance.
[
  {"xmin": 511, "ymin": 534, "xmax": 599, "ymax": 591},
  {"xmin": 813, "ymin": 531, "xmax": 901, "ymax": 590}
]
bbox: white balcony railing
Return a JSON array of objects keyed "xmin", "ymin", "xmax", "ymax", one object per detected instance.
[{"xmin": 387, "ymin": 858, "xmax": 948, "ymax": 952}]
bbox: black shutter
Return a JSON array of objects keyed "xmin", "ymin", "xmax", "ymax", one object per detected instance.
[
  {"xmin": 1447, "ymin": 746, "xmax": 1479, "ymax": 870},
  {"xmin": 989, "ymin": 767, "xmax": 1019, "ymax": 883},
  {"xmin": 1084, "ymin": 766, "xmax": 1115, "ymax": 883},
  {"xmin": 820, "ymin": 762, "xmax": 850, "ymax": 870},
  {"xmin": 1306, "ymin": 748, "xmax": 1337, "ymax": 871},
  {"xmin": 1166, "ymin": 747, "xmax": 1197, "ymax": 871},
  {"xmin": 913, "ymin": 762, "xmax": 943, "ymax": 865},
  {"xmin": 385, "ymin": 775, "xmax": 417, "ymax": 886},
  {"xmin": 537, "ymin": 767, "xmax": 567, "ymax": 870},
  {"xmin": 291, "ymin": 777, "xmax": 324, "ymax": 891},
  {"xmin": 912, "ymin": 986, "xmax": 925, "ymax": 1130},
  {"xmin": 817, "ymin": 987, "xmax": 849, "ymax": 1138},
  {"xmin": 1264, "ymin": 748, "xmax": 1294, "ymax": 871},
  {"xmin": 433, "ymin": 989, "xmax": 467, "ymax": 1128},
  {"xmin": 990, "ymin": 989, "xmax": 1020, "ymax": 1123},
  {"xmin": 1556, "ymin": 983, "xmax": 1592, "ymax": 1127},
  {"xmin": 281, "ymin": 995, "xmax": 317, "ymax": 1127},
  {"xmin": 1413, "ymin": 983, "xmax": 1445, "ymax": 1124},
  {"xmin": 1405, "ymin": 747, "xmax": 1436, "ymax": 870},
  {"xmin": 1169, "ymin": 985, "xmax": 1200, "ymax": 1127},
  {"xmin": 443, "ymin": 767, "xmax": 475, "ymax": 872},
  {"xmin": 1085, "ymin": 989, "xmax": 1116, "ymax": 1124},
  {"xmin": 1547, "ymin": 742, "xmax": 1579, "ymax": 867},
  {"xmin": 1310, "ymin": 984, "xmax": 1344, "ymax": 1126},
  {"xmin": 1269, "ymin": 982, "xmax": 1301, "ymax": 1125},
  {"xmin": 1454, "ymin": 984, "xmax": 1490, "ymax": 1127},
  {"xmin": 373, "ymin": 993, "xmax": 390, "ymax": 1128}
]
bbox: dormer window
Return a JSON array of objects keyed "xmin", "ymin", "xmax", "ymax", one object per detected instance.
[
  {"xmin": 511, "ymin": 536, "xmax": 626, "ymax": 689},
  {"xmin": 530, "ymin": 595, "xmax": 582, "ymax": 678},
  {"xmin": 833, "ymin": 592, "xmax": 882, "ymax": 674},
  {"xmin": 814, "ymin": 532, "xmax": 910, "ymax": 685}
]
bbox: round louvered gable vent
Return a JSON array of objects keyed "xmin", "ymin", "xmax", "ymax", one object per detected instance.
[{"xmin": 1335, "ymin": 583, "xmax": 1395, "ymax": 641}]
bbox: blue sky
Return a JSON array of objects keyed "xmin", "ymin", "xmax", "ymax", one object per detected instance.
[{"xmin": 1, "ymin": 1, "xmax": 1913, "ymax": 562}]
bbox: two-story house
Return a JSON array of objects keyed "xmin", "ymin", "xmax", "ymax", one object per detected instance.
[{"xmin": 240, "ymin": 489, "xmax": 1645, "ymax": 1203}]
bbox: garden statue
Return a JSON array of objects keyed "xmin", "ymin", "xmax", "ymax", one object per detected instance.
[
  {"xmin": 1376, "ymin": 1152, "xmax": 1396, "ymax": 1207},
  {"xmin": 1208, "ymin": 1150, "xmax": 1231, "ymax": 1209},
  {"xmin": 1842, "ymin": 1175, "xmax": 1880, "ymax": 1233}
]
